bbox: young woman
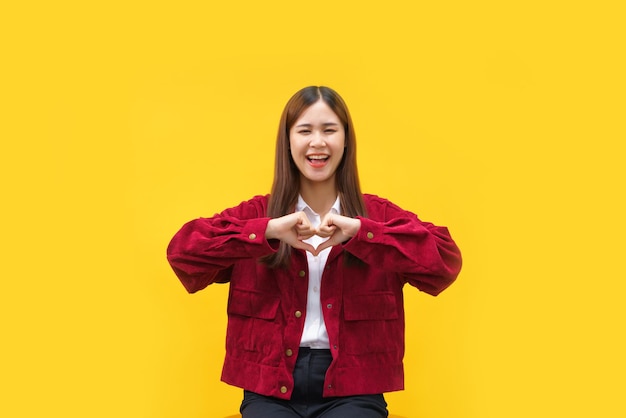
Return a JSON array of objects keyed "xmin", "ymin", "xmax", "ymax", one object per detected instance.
[{"xmin": 167, "ymin": 86, "xmax": 462, "ymax": 417}]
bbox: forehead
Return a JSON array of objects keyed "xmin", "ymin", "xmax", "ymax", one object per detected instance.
[{"xmin": 295, "ymin": 100, "xmax": 341, "ymax": 125}]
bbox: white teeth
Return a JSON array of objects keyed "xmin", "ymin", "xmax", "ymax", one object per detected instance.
[{"xmin": 308, "ymin": 155, "xmax": 328, "ymax": 160}]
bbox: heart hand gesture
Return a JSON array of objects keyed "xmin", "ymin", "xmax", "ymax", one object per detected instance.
[
  {"xmin": 265, "ymin": 212, "xmax": 361, "ymax": 256},
  {"xmin": 265, "ymin": 212, "xmax": 318, "ymax": 254},
  {"xmin": 314, "ymin": 213, "xmax": 361, "ymax": 254}
]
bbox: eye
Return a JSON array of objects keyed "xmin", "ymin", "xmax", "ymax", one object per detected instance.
[
  {"xmin": 324, "ymin": 129, "xmax": 337, "ymax": 134},
  {"xmin": 298, "ymin": 129, "xmax": 311, "ymax": 134}
]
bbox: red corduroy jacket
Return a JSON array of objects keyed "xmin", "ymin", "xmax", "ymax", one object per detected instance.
[{"xmin": 166, "ymin": 194, "xmax": 462, "ymax": 399}]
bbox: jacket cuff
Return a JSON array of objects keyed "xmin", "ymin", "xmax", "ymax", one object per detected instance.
[
  {"xmin": 342, "ymin": 217, "xmax": 384, "ymax": 259},
  {"xmin": 241, "ymin": 217, "xmax": 279, "ymax": 257}
]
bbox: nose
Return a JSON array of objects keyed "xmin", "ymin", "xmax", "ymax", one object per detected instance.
[{"xmin": 309, "ymin": 131, "xmax": 326, "ymax": 147}]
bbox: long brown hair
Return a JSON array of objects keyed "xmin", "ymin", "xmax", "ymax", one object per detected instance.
[{"xmin": 264, "ymin": 86, "xmax": 367, "ymax": 268}]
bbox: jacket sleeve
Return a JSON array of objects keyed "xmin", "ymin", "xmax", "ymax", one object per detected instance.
[
  {"xmin": 342, "ymin": 196, "xmax": 462, "ymax": 296},
  {"xmin": 166, "ymin": 196, "xmax": 278, "ymax": 293}
]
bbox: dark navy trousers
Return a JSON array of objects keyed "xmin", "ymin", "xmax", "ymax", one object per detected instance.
[{"xmin": 240, "ymin": 348, "xmax": 388, "ymax": 418}]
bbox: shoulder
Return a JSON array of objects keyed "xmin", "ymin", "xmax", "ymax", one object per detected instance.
[
  {"xmin": 362, "ymin": 193, "xmax": 404, "ymax": 212},
  {"xmin": 244, "ymin": 194, "xmax": 270, "ymax": 206},
  {"xmin": 220, "ymin": 194, "xmax": 270, "ymax": 217},
  {"xmin": 362, "ymin": 193, "xmax": 416, "ymax": 221}
]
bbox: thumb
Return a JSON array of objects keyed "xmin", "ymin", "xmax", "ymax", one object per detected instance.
[
  {"xmin": 314, "ymin": 238, "xmax": 335, "ymax": 254},
  {"xmin": 292, "ymin": 240, "xmax": 318, "ymax": 255}
]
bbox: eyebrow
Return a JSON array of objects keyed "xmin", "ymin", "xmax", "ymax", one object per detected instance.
[{"xmin": 294, "ymin": 122, "xmax": 340, "ymax": 128}]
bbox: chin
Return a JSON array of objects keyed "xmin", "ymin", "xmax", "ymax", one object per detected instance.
[{"xmin": 304, "ymin": 174, "xmax": 335, "ymax": 184}]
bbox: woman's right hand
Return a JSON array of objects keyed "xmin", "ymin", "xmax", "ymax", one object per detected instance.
[{"xmin": 265, "ymin": 212, "xmax": 318, "ymax": 254}]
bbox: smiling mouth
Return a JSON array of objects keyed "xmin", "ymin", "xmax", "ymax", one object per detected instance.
[
  {"xmin": 307, "ymin": 155, "xmax": 329, "ymax": 168},
  {"xmin": 307, "ymin": 155, "xmax": 329, "ymax": 162}
]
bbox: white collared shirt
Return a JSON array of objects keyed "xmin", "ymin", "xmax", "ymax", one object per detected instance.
[{"xmin": 295, "ymin": 195, "xmax": 341, "ymax": 349}]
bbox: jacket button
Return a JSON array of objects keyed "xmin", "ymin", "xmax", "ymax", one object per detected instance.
[
  {"xmin": 298, "ymin": 270, "xmax": 306, "ymax": 277},
  {"xmin": 366, "ymin": 232, "xmax": 374, "ymax": 239},
  {"xmin": 326, "ymin": 304, "xmax": 332, "ymax": 309},
  {"xmin": 285, "ymin": 348, "xmax": 293, "ymax": 357},
  {"xmin": 249, "ymin": 233, "xmax": 257, "ymax": 240},
  {"xmin": 280, "ymin": 386, "xmax": 288, "ymax": 394},
  {"xmin": 295, "ymin": 311, "xmax": 302, "ymax": 318}
]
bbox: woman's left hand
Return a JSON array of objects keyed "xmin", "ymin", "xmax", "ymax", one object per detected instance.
[{"xmin": 314, "ymin": 213, "xmax": 361, "ymax": 254}]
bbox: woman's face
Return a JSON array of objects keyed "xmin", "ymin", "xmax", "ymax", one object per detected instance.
[{"xmin": 289, "ymin": 99, "xmax": 345, "ymax": 187}]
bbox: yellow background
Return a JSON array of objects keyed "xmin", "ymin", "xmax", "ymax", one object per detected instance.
[{"xmin": 1, "ymin": 1, "xmax": 624, "ymax": 417}]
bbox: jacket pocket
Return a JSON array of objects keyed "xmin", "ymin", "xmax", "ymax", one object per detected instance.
[
  {"xmin": 226, "ymin": 288, "xmax": 281, "ymax": 360},
  {"xmin": 344, "ymin": 292, "xmax": 399, "ymax": 321},
  {"xmin": 342, "ymin": 292, "xmax": 400, "ymax": 354},
  {"xmin": 228, "ymin": 288, "xmax": 280, "ymax": 320}
]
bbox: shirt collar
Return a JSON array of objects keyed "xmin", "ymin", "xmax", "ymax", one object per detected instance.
[{"xmin": 296, "ymin": 195, "xmax": 341, "ymax": 216}]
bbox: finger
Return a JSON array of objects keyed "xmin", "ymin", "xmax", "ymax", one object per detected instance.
[
  {"xmin": 319, "ymin": 212, "xmax": 335, "ymax": 227},
  {"xmin": 296, "ymin": 212, "xmax": 312, "ymax": 227},
  {"xmin": 316, "ymin": 224, "xmax": 336, "ymax": 238},
  {"xmin": 297, "ymin": 232, "xmax": 315, "ymax": 240},
  {"xmin": 315, "ymin": 239, "xmax": 336, "ymax": 254},
  {"xmin": 296, "ymin": 226, "xmax": 316, "ymax": 240},
  {"xmin": 291, "ymin": 240, "xmax": 317, "ymax": 254},
  {"xmin": 296, "ymin": 222, "xmax": 316, "ymax": 233}
]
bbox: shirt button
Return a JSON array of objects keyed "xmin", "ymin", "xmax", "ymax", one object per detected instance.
[
  {"xmin": 280, "ymin": 386, "xmax": 288, "ymax": 394},
  {"xmin": 285, "ymin": 348, "xmax": 293, "ymax": 357},
  {"xmin": 326, "ymin": 304, "xmax": 332, "ymax": 309},
  {"xmin": 295, "ymin": 311, "xmax": 302, "ymax": 318},
  {"xmin": 366, "ymin": 232, "xmax": 374, "ymax": 239},
  {"xmin": 298, "ymin": 270, "xmax": 306, "ymax": 277},
  {"xmin": 249, "ymin": 233, "xmax": 257, "ymax": 240}
]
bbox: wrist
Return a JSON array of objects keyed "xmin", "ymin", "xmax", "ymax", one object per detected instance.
[
  {"xmin": 265, "ymin": 219, "xmax": 276, "ymax": 239},
  {"xmin": 348, "ymin": 218, "xmax": 361, "ymax": 237}
]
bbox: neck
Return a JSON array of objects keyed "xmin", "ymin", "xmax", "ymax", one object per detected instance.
[{"xmin": 299, "ymin": 178, "xmax": 338, "ymax": 215}]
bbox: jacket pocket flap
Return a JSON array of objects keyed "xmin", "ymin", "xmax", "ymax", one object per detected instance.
[
  {"xmin": 228, "ymin": 288, "xmax": 280, "ymax": 320},
  {"xmin": 344, "ymin": 292, "xmax": 399, "ymax": 321}
]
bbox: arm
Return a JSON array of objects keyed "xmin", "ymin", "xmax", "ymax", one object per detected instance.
[
  {"xmin": 342, "ymin": 197, "xmax": 462, "ymax": 296},
  {"xmin": 166, "ymin": 196, "xmax": 278, "ymax": 293}
]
